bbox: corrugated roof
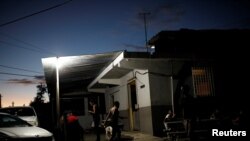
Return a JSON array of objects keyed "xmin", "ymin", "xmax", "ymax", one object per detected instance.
[{"xmin": 41, "ymin": 51, "xmax": 123, "ymax": 97}]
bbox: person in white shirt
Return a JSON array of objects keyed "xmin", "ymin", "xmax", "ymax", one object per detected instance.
[{"xmin": 163, "ymin": 109, "xmax": 175, "ymax": 131}]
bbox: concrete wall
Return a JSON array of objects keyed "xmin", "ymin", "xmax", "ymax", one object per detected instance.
[
  {"xmin": 78, "ymin": 97, "xmax": 93, "ymax": 129},
  {"xmin": 135, "ymin": 69, "xmax": 151, "ymax": 107},
  {"xmin": 101, "ymin": 59, "xmax": 188, "ymax": 136},
  {"xmin": 149, "ymin": 75, "xmax": 172, "ymax": 106},
  {"xmin": 103, "ymin": 69, "xmax": 154, "ymax": 134},
  {"xmin": 150, "ymin": 76, "xmax": 182, "ymax": 136},
  {"xmin": 147, "ymin": 60, "xmax": 188, "ymax": 136},
  {"xmin": 148, "ymin": 74, "xmax": 173, "ymax": 136},
  {"xmin": 105, "ymin": 72, "xmax": 133, "ymax": 130},
  {"xmin": 138, "ymin": 106, "xmax": 153, "ymax": 134},
  {"xmin": 134, "ymin": 69, "xmax": 153, "ymax": 134}
]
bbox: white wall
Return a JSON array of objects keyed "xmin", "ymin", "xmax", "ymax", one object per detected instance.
[
  {"xmin": 104, "ymin": 70, "xmax": 152, "ymax": 110},
  {"xmin": 78, "ymin": 97, "xmax": 93, "ymax": 129},
  {"xmin": 105, "ymin": 71, "xmax": 134, "ymax": 111},
  {"xmin": 134, "ymin": 69, "xmax": 151, "ymax": 108},
  {"xmin": 134, "ymin": 69, "xmax": 153, "ymax": 134}
]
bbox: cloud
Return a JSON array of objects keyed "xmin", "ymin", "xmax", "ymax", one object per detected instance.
[
  {"xmin": 7, "ymin": 79, "xmax": 35, "ymax": 85},
  {"xmin": 123, "ymin": 43, "xmax": 147, "ymax": 51},
  {"xmin": 150, "ymin": 3, "xmax": 185, "ymax": 28},
  {"xmin": 134, "ymin": 1, "xmax": 186, "ymax": 27},
  {"xmin": 7, "ymin": 76, "xmax": 45, "ymax": 85},
  {"xmin": 34, "ymin": 75, "xmax": 45, "ymax": 80}
]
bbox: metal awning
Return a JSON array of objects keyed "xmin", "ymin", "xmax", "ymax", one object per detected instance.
[
  {"xmin": 41, "ymin": 51, "xmax": 123, "ymax": 97},
  {"xmin": 87, "ymin": 56, "xmax": 179, "ymax": 93},
  {"xmin": 87, "ymin": 52, "xmax": 156, "ymax": 91}
]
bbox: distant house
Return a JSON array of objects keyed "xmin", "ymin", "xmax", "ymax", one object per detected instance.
[{"xmin": 42, "ymin": 29, "xmax": 249, "ymax": 137}]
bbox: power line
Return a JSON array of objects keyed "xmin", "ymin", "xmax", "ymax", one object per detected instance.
[
  {"xmin": 0, "ymin": 64, "xmax": 42, "ymax": 74},
  {"xmin": 0, "ymin": 0, "xmax": 71, "ymax": 56},
  {"xmin": 0, "ymin": 71, "xmax": 37, "ymax": 78},
  {"xmin": 0, "ymin": 32, "xmax": 57, "ymax": 56},
  {"xmin": 0, "ymin": 0, "xmax": 73, "ymax": 27},
  {"xmin": 0, "ymin": 40, "xmax": 50, "ymax": 54}
]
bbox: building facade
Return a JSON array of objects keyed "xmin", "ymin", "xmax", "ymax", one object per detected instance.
[{"xmin": 42, "ymin": 29, "xmax": 249, "ymax": 137}]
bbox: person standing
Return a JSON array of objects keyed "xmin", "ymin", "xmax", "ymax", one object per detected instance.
[
  {"xmin": 65, "ymin": 111, "xmax": 84, "ymax": 141},
  {"xmin": 89, "ymin": 99, "xmax": 100, "ymax": 141},
  {"xmin": 104, "ymin": 101, "xmax": 120, "ymax": 141}
]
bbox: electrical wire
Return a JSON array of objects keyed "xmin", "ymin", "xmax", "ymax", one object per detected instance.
[
  {"xmin": 0, "ymin": 0, "xmax": 73, "ymax": 27},
  {"xmin": 0, "ymin": 1, "xmax": 73, "ymax": 56},
  {"xmin": 0, "ymin": 64, "xmax": 42, "ymax": 74},
  {"xmin": 0, "ymin": 32, "xmax": 57, "ymax": 56},
  {"xmin": 0, "ymin": 40, "xmax": 49, "ymax": 54},
  {"xmin": 0, "ymin": 71, "xmax": 38, "ymax": 78}
]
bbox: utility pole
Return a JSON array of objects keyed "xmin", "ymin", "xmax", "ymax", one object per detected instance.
[{"xmin": 139, "ymin": 12, "xmax": 151, "ymax": 53}]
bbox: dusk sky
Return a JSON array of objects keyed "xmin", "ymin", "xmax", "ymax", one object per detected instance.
[{"xmin": 0, "ymin": 0, "xmax": 250, "ymax": 107}]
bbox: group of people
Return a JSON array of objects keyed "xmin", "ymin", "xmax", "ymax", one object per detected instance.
[{"xmin": 60, "ymin": 100, "xmax": 120, "ymax": 141}]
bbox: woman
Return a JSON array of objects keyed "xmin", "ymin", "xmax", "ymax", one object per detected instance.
[{"xmin": 89, "ymin": 99, "xmax": 100, "ymax": 141}]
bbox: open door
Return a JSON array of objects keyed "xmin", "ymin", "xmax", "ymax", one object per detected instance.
[{"xmin": 128, "ymin": 80, "xmax": 140, "ymax": 131}]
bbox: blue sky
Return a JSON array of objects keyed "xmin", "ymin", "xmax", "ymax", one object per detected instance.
[{"xmin": 0, "ymin": 0, "xmax": 249, "ymax": 107}]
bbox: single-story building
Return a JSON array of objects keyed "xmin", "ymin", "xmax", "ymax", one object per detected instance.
[{"xmin": 42, "ymin": 29, "xmax": 249, "ymax": 137}]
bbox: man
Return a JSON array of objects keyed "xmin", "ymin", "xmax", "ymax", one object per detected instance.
[{"xmin": 104, "ymin": 101, "xmax": 120, "ymax": 141}]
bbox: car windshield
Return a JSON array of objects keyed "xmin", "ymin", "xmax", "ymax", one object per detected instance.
[
  {"xmin": 0, "ymin": 107, "xmax": 35, "ymax": 116},
  {"xmin": 0, "ymin": 114, "xmax": 31, "ymax": 128}
]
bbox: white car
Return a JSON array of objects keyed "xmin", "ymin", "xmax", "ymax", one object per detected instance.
[
  {"xmin": 0, "ymin": 112, "xmax": 54, "ymax": 140},
  {"xmin": 0, "ymin": 106, "xmax": 39, "ymax": 126}
]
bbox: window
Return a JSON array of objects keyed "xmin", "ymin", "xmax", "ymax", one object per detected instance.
[{"xmin": 192, "ymin": 66, "xmax": 215, "ymax": 97}]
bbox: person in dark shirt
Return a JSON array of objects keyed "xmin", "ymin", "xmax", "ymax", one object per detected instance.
[{"xmin": 104, "ymin": 101, "xmax": 120, "ymax": 141}]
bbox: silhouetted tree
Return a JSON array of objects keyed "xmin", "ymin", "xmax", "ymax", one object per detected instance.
[
  {"xmin": 36, "ymin": 83, "xmax": 47, "ymax": 103},
  {"xmin": 30, "ymin": 83, "xmax": 53, "ymax": 131}
]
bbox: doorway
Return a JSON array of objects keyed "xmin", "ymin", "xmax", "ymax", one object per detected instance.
[{"xmin": 128, "ymin": 80, "xmax": 140, "ymax": 131}]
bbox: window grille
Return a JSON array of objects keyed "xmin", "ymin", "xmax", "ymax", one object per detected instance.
[{"xmin": 192, "ymin": 66, "xmax": 215, "ymax": 97}]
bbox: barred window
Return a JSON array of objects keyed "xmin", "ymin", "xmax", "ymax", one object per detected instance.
[{"xmin": 192, "ymin": 66, "xmax": 215, "ymax": 97}]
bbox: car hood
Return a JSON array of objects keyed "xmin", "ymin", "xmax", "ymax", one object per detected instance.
[{"xmin": 0, "ymin": 126, "xmax": 52, "ymax": 138}]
